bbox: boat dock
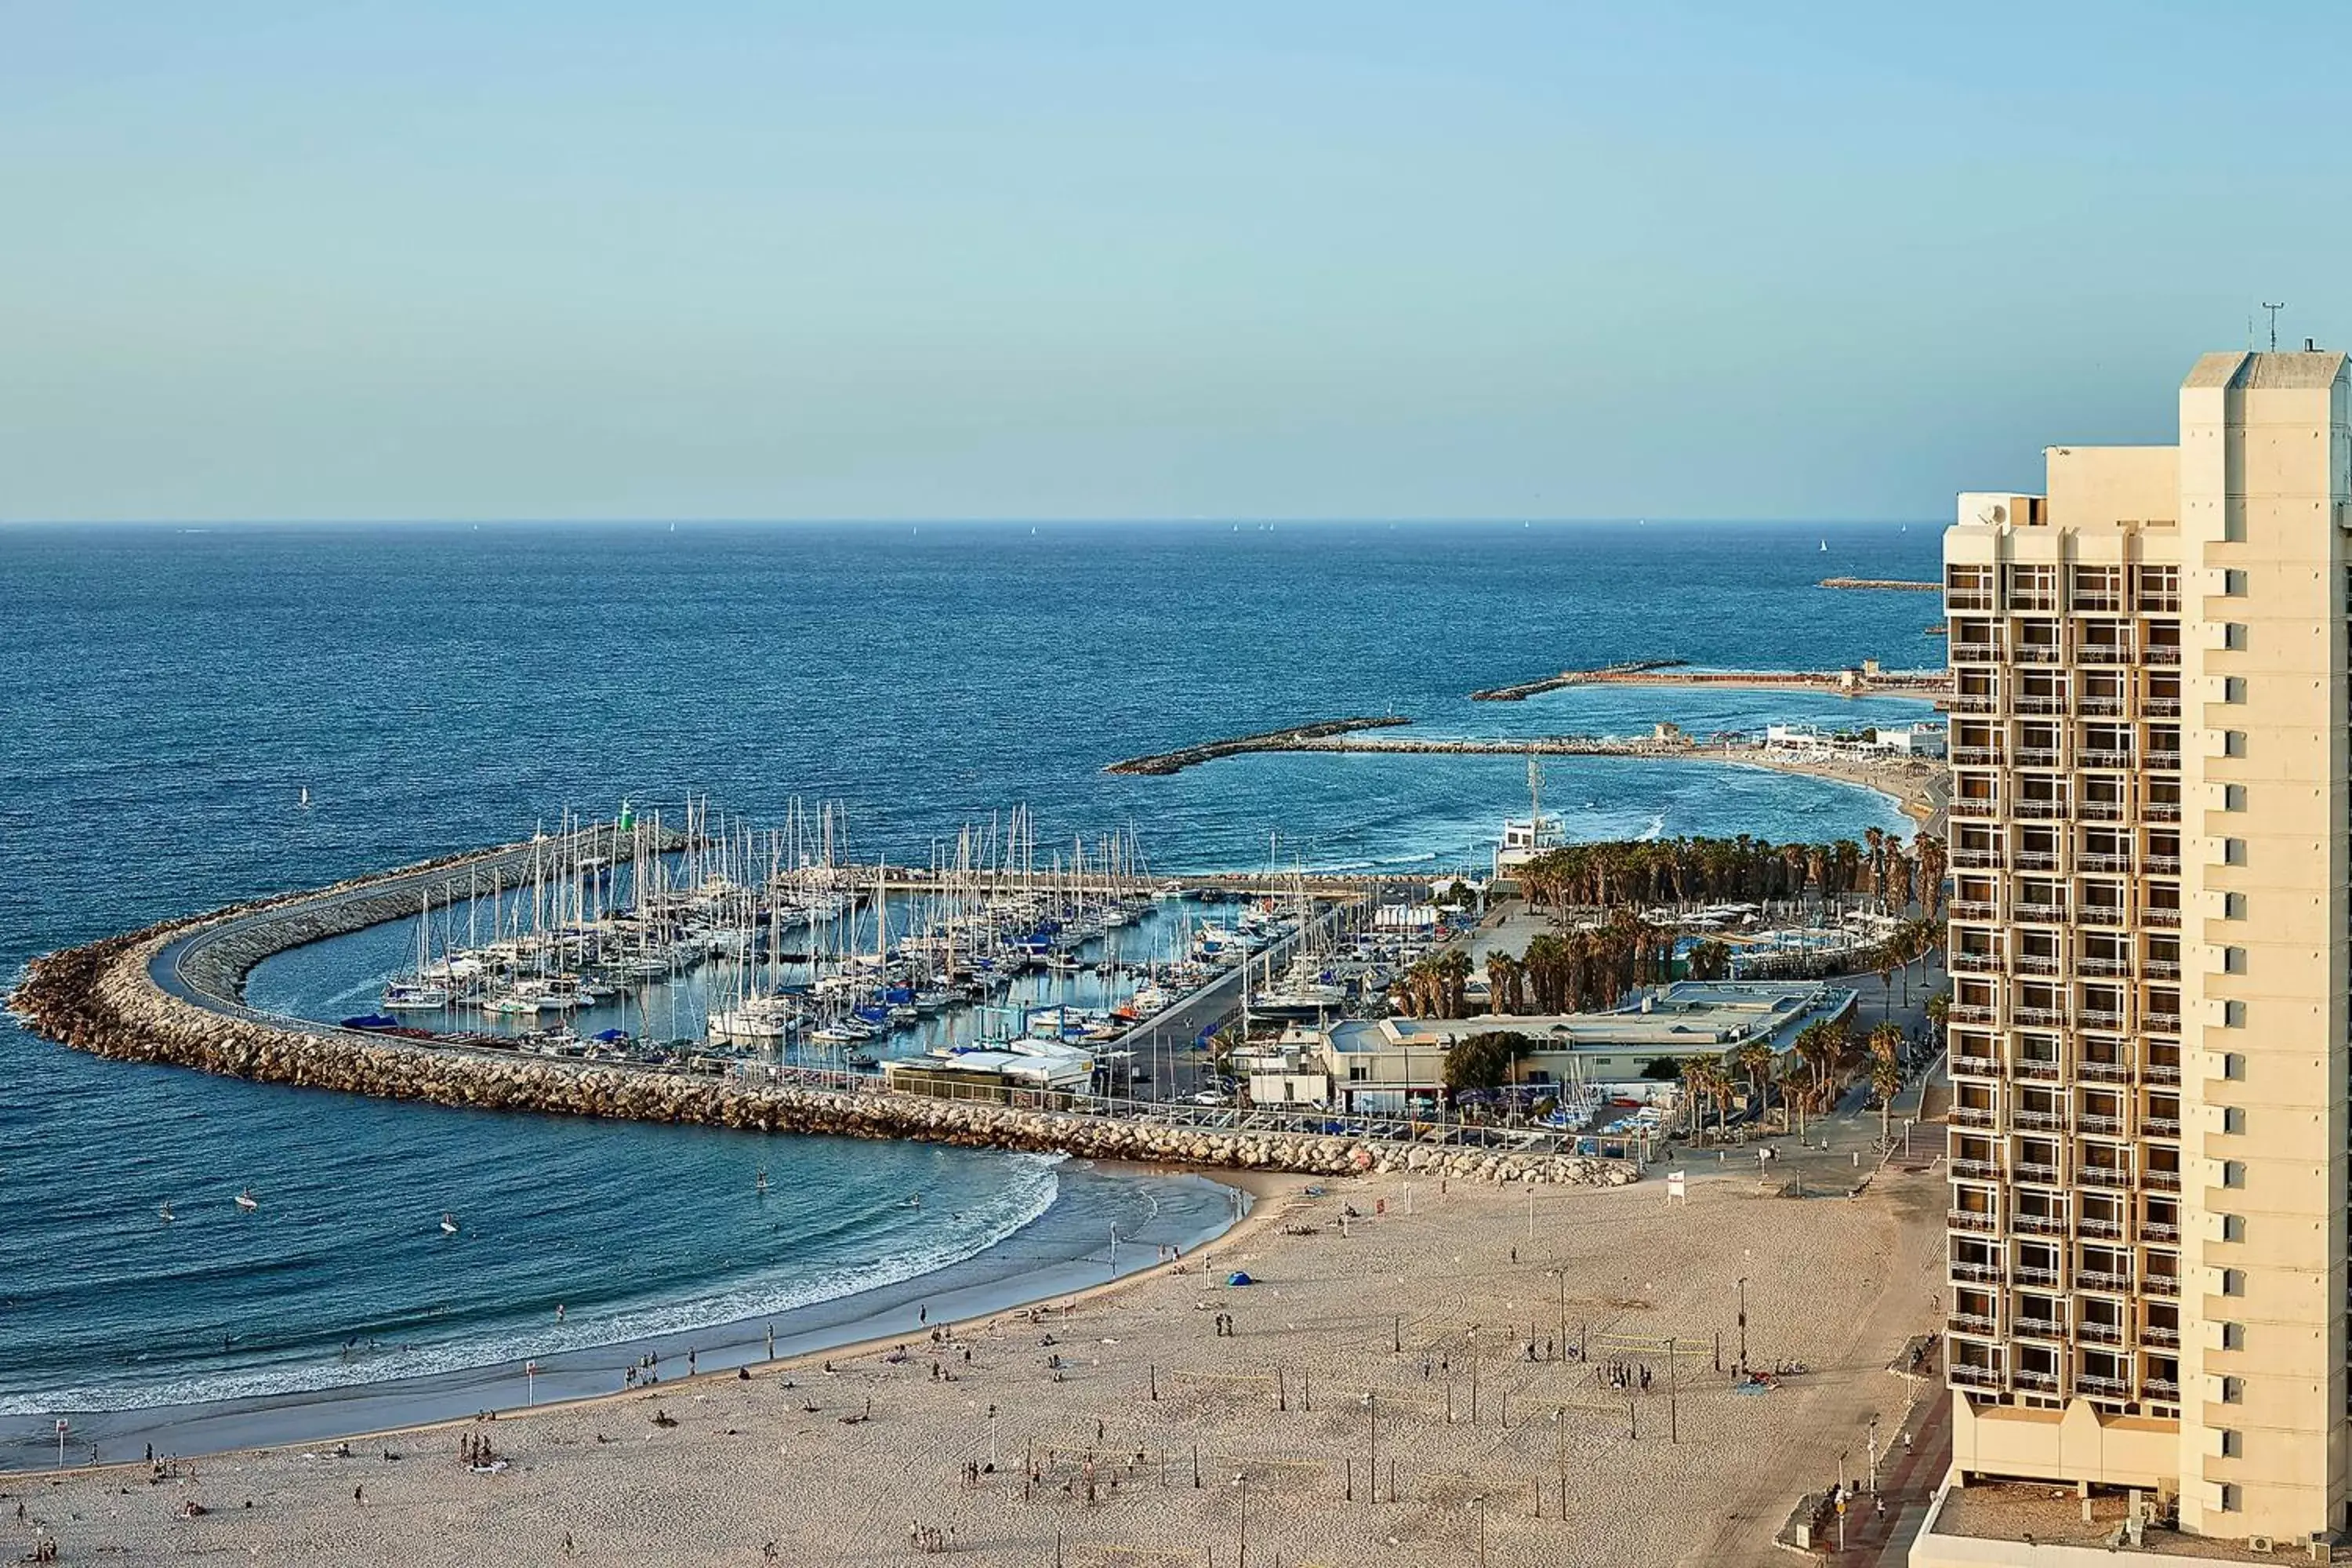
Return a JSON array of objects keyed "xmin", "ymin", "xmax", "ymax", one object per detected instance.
[
  {"xmin": 1818, "ymin": 577, "xmax": 1940, "ymax": 591},
  {"xmin": 1103, "ymin": 716, "xmax": 1410, "ymax": 775}
]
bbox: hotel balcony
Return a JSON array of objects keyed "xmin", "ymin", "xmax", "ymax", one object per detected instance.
[
  {"xmin": 1951, "ymin": 1261, "xmax": 2006, "ymax": 1285},
  {"xmin": 2076, "ymin": 1320, "xmax": 2125, "ymax": 1345},
  {"xmin": 1949, "ymin": 1310, "xmax": 1998, "ymax": 1335},
  {"xmin": 2013, "ymin": 953, "xmax": 2061, "ymax": 976},
  {"xmin": 2013, "ymin": 1316, "xmax": 2067, "ymax": 1343},
  {"xmin": 2143, "ymin": 1324, "xmax": 2180, "ymax": 1348},
  {"xmin": 2009, "ymin": 1109, "xmax": 2065, "ymax": 1131},
  {"xmin": 1948, "ymin": 1363, "xmax": 2003, "ymax": 1390},
  {"xmin": 2078, "ymin": 749, "xmax": 2133, "ymax": 769},
  {"xmin": 2076, "ymin": 694, "xmax": 2127, "ymax": 716},
  {"xmin": 1949, "ymin": 846, "xmax": 2004, "ymax": 869},
  {"xmin": 2074, "ymin": 1059, "xmax": 2131, "ymax": 1083},
  {"xmin": 2075, "ymin": 1371, "xmax": 2132, "ymax": 1398},
  {"xmin": 2141, "ymin": 957, "xmax": 2180, "ymax": 978},
  {"xmin": 2014, "ymin": 800, "xmax": 2070, "ymax": 822},
  {"xmin": 2077, "ymin": 852, "xmax": 2132, "ymax": 873},
  {"xmin": 1947, "ymin": 1003, "xmax": 1999, "ymax": 1025},
  {"xmin": 2075, "ymin": 646, "xmax": 2134, "ymax": 666},
  {"xmin": 2143, "ymin": 1011, "xmax": 2182, "ymax": 1034},
  {"xmin": 1951, "ymin": 1054, "xmax": 2002, "ymax": 1079},
  {"xmin": 2138, "ymin": 909, "xmax": 2182, "ymax": 929},
  {"xmin": 1950, "ymin": 798, "xmax": 2000, "ymax": 819},
  {"xmin": 1948, "ymin": 1209, "xmax": 2001, "ymax": 1235},
  {"xmin": 1947, "ymin": 951, "xmax": 2003, "ymax": 975},
  {"xmin": 1950, "ymin": 643, "xmax": 2002, "ymax": 664},
  {"xmin": 1952, "ymin": 747, "xmax": 2004, "ymax": 767},
  {"xmin": 2013, "ymin": 694, "xmax": 2067, "ymax": 714},
  {"xmin": 2146, "ymin": 647, "xmax": 2181, "ymax": 665},
  {"xmin": 2014, "ymin": 644, "xmax": 2064, "ymax": 664},
  {"xmin": 2143, "ymin": 855, "xmax": 2181, "ymax": 874},
  {"xmin": 2013, "ymin": 849, "xmax": 2061, "ymax": 869},
  {"xmin": 2077, "ymin": 799, "xmax": 2126, "ymax": 821},
  {"xmin": 2013, "ymin": 1367, "xmax": 2060, "ymax": 1392},
  {"xmin": 2145, "ymin": 750, "xmax": 2182, "ymax": 770},
  {"xmin": 2013, "ymin": 1211, "xmax": 2068, "ymax": 1236},
  {"xmin": 1949, "ymin": 1105, "xmax": 1999, "ymax": 1129},
  {"xmin": 2077, "ymin": 1166, "xmax": 2132, "ymax": 1190},
  {"xmin": 2013, "ymin": 1059, "xmax": 2063, "ymax": 1083},
  {"xmin": 2141, "ymin": 695, "xmax": 2180, "ymax": 716},
  {"xmin": 1947, "ymin": 691, "xmax": 2001, "ymax": 713},
  {"xmin": 2143, "ymin": 1376, "xmax": 2181, "ymax": 1401},
  {"xmin": 2143, "ymin": 801, "xmax": 2182, "ymax": 822},
  {"xmin": 1951, "ymin": 1158, "xmax": 2002, "ymax": 1181},
  {"xmin": 2014, "ymin": 747, "xmax": 2061, "ymax": 767},
  {"xmin": 2078, "ymin": 1267, "xmax": 2135, "ymax": 1293}
]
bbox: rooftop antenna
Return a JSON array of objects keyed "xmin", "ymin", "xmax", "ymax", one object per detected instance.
[{"xmin": 2263, "ymin": 302, "xmax": 2285, "ymax": 353}]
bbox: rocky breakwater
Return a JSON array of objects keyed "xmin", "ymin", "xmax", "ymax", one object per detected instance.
[{"xmin": 13, "ymin": 914, "xmax": 1635, "ymax": 1190}]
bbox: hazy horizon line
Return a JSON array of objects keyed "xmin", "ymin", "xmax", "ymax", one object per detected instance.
[{"xmin": 0, "ymin": 515, "xmax": 1939, "ymax": 531}]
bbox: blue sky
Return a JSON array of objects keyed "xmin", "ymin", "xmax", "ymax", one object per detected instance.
[{"xmin": 3, "ymin": 2, "xmax": 2344, "ymax": 523}]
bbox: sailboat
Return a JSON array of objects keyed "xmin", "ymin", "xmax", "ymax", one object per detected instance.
[
  {"xmin": 1819, "ymin": 538, "xmax": 1828, "ymax": 552},
  {"xmin": 298, "ymin": 786, "xmax": 311, "ymax": 809}
]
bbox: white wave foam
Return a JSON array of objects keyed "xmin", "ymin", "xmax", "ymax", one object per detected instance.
[{"xmin": 10, "ymin": 1154, "xmax": 1065, "ymax": 1416}]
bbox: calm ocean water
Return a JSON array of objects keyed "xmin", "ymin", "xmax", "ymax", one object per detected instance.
[{"xmin": 0, "ymin": 519, "xmax": 1940, "ymax": 1433}]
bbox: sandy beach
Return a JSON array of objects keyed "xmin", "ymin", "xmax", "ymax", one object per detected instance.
[{"xmin": 3, "ymin": 1149, "xmax": 1947, "ymax": 1566}]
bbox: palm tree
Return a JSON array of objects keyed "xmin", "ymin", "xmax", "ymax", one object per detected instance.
[
  {"xmin": 1777, "ymin": 1047, "xmax": 1813, "ymax": 1141},
  {"xmin": 1868, "ymin": 1021, "xmax": 1904, "ymax": 1068},
  {"xmin": 1871, "ymin": 1055, "xmax": 1904, "ymax": 1146},
  {"xmin": 1734, "ymin": 1039, "xmax": 1775, "ymax": 1116}
]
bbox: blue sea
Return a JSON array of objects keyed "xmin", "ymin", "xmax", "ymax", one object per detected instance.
[{"xmin": 0, "ymin": 519, "xmax": 1940, "ymax": 1451}]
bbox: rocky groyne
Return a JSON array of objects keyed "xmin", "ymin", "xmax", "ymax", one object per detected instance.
[
  {"xmin": 1102, "ymin": 716, "xmax": 1412, "ymax": 776},
  {"xmin": 1468, "ymin": 659, "xmax": 1686, "ymax": 702},
  {"xmin": 10, "ymin": 843, "xmax": 1635, "ymax": 1189}
]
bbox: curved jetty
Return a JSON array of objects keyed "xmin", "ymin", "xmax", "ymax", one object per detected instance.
[
  {"xmin": 1103, "ymin": 716, "xmax": 1410, "ymax": 775},
  {"xmin": 10, "ymin": 831, "xmax": 1630, "ymax": 1186},
  {"xmin": 1818, "ymin": 577, "xmax": 1940, "ymax": 591},
  {"xmin": 1468, "ymin": 659, "xmax": 1685, "ymax": 702}
]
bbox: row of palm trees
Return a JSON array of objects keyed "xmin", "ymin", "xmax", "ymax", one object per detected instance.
[
  {"xmin": 1515, "ymin": 831, "xmax": 1947, "ymax": 919},
  {"xmin": 1679, "ymin": 1014, "xmax": 1912, "ymax": 1142},
  {"xmin": 1392, "ymin": 908, "xmax": 1943, "ymax": 1023}
]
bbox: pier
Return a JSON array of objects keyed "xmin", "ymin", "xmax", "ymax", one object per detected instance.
[
  {"xmin": 1817, "ymin": 576, "xmax": 1940, "ymax": 591},
  {"xmin": 1103, "ymin": 716, "xmax": 1410, "ymax": 775}
]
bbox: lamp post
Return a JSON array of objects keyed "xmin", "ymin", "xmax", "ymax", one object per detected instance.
[
  {"xmin": 1737, "ymin": 1275, "xmax": 1749, "ymax": 1372},
  {"xmin": 1474, "ymin": 1493, "xmax": 1489, "ymax": 1566}
]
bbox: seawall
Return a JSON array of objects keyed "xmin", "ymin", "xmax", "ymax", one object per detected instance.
[{"xmin": 11, "ymin": 842, "xmax": 1633, "ymax": 1189}]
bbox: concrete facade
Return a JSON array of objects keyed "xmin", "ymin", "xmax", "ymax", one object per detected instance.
[{"xmin": 1933, "ymin": 350, "xmax": 2352, "ymax": 1551}]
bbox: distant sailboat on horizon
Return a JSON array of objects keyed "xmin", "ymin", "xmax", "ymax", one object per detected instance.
[
  {"xmin": 298, "ymin": 785, "xmax": 311, "ymax": 810},
  {"xmin": 1819, "ymin": 538, "xmax": 1828, "ymax": 552}
]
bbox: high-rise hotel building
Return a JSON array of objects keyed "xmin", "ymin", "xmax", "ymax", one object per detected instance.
[{"xmin": 1940, "ymin": 350, "xmax": 2351, "ymax": 1543}]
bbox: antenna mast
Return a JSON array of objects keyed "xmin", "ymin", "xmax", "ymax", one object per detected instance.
[
  {"xmin": 1526, "ymin": 750, "xmax": 1543, "ymax": 823},
  {"xmin": 2263, "ymin": 301, "xmax": 2286, "ymax": 353}
]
